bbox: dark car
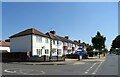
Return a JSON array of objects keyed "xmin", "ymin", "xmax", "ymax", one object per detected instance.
[{"xmin": 116, "ymin": 52, "xmax": 120, "ymax": 55}]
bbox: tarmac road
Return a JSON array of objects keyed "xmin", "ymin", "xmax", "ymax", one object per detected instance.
[{"xmin": 2, "ymin": 54, "xmax": 118, "ymax": 76}]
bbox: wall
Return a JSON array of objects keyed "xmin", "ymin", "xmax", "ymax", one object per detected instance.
[
  {"xmin": 32, "ymin": 35, "xmax": 50, "ymax": 57},
  {"xmin": 10, "ymin": 35, "xmax": 32, "ymax": 52},
  {"xmin": 51, "ymin": 40, "xmax": 63, "ymax": 56},
  {"xmin": 0, "ymin": 47, "xmax": 10, "ymax": 52}
]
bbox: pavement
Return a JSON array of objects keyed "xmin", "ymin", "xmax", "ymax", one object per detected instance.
[{"xmin": 5, "ymin": 55, "xmax": 106, "ymax": 65}]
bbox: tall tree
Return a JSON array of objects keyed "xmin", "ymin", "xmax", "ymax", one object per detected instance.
[
  {"xmin": 92, "ymin": 31, "xmax": 106, "ymax": 58},
  {"xmin": 86, "ymin": 45, "xmax": 94, "ymax": 52},
  {"xmin": 111, "ymin": 35, "xmax": 120, "ymax": 49}
]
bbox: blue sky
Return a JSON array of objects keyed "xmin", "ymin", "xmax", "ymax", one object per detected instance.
[{"xmin": 2, "ymin": 2, "xmax": 118, "ymax": 49}]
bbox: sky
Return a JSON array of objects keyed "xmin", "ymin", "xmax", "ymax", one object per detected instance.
[{"xmin": 2, "ymin": 2, "xmax": 118, "ymax": 50}]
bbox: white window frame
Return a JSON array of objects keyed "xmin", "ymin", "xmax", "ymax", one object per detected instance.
[
  {"xmin": 45, "ymin": 38, "xmax": 49, "ymax": 43},
  {"xmin": 36, "ymin": 36, "xmax": 42, "ymax": 43}
]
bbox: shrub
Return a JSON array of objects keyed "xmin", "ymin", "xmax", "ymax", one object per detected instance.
[
  {"xmin": 87, "ymin": 51, "xmax": 94, "ymax": 57},
  {"xmin": 66, "ymin": 54, "xmax": 79, "ymax": 59}
]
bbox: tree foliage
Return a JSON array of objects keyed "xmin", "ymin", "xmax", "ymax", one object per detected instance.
[
  {"xmin": 86, "ymin": 45, "xmax": 94, "ymax": 52},
  {"xmin": 92, "ymin": 31, "xmax": 106, "ymax": 50},
  {"xmin": 111, "ymin": 35, "xmax": 120, "ymax": 49}
]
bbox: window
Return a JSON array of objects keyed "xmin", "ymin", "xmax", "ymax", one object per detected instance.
[
  {"xmin": 75, "ymin": 45, "xmax": 77, "ymax": 47},
  {"xmin": 57, "ymin": 49, "xmax": 61, "ymax": 55},
  {"xmin": 67, "ymin": 50, "xmax": 72, "ymax": 54},
  {"xmin": 36, "ymin": 36, "xmax": 42, "ymax": 43},
  {"xmin": 57, "ymin": 41, "xmax": 59, "ymax": 45},
  {"xmin": 70, "ymin": 44, "xmax": 72, "ymax": 47},
  {"xmin": 36, "ymin": 49, "xmax": 42, "ymax": 55},
  {"xmin": 57, "ymin": 41, "xmax": 61, "ymax": 46},
  {"xmin": 63, "ymin": 42, "xmax": 67, "ymax": 46},
  {"xmin": 53, "ymin": 40, "xmax": 56, "ymax": 45},
  {"xmin": 45, "ymin": 38, "xmax": 49, "ymax": 43},
  {"xmin": 52, "ymin": 49, "xmax": 56, "ymax": 54},
  {"xmin": 68, "ymin": 43, "xmax": 70, "ymax": 46},
  {"xmin": 45, "ymin": 49, "xmax": 49, "ymax": 54}
]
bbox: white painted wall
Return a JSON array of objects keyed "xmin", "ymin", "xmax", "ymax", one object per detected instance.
[
  {"xmin": 52, "ymin": 40, "xmax": 57, "ymax": 49},
  {"xmin": 0, "ymin": 46, "xmax": 10, "ymax": 52},
  {"xmin": 10, "ymin": 35, "xmax": 32, "ymax": 52},
  {"xmin": 32, "ymin": 35, "xmax": 50, "ymax": 57},
  {"xmin": 57, "ymin": 41, "xmax": 63, "ymax": 56},
  {"xmin": 51, "ymin": 40, "xmax": 63, "ymax": 56},
  {"xmin": 63, "ymin": 42, "xmax": 67, "ymax": 46}
]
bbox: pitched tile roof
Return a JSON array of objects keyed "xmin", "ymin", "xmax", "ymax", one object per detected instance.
[
  {"xmin": 9, "ymin": 28, "xmax": 49, "ymax": 38},
  {"xmin": 46, "ymin": 32, "xmax": 75, "ymax": 44},
  {"xmin": 46, "ymin": 32, "xmax": 61, "ymax": 41},
  {"xmin": 56, "ymin": 35, "xmax": 74, "ymax": 43},
  {"xmin": 0, "ymin": 41, "xmax": 10, "ymax": 47}
]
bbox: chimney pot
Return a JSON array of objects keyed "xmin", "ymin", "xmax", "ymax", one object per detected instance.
[{"xmin": 65, "ymin": 36, "xmax": 69, "ymax": 39}]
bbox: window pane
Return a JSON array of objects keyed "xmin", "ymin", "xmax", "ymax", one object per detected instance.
[
  {"xmin": 45, "ymin": 38, "xmax": 48, "ymax": 43},
  {"xmin": 53, "ymin": 40, "xmax": 55, "ymax": 45},
  {"xmin": 36, "ymin": 36, "xmax": 42, "ymax": 42},
  {"xmin": 45, "ymin": 49, "xmax": 49, "ymax": 54}
]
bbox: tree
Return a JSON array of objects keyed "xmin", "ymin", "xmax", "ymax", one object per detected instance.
[
  {"xmin": 92, "ymin": 31, "xmax": 106, "ymax": 58},
  {"xmin": 111, "ymin": 35, "xmax": 120, "ymax": 49},
  {"xmin": 102, "ymin": 48, "xmax": 108, "ymax": 56},
  {"xmin": 5, "ymin": 39, "xmax": 10, "ymax": 42},
  {"xmin": 86, "ymin": 45, "xmax": 94, "ymax": 57},
  {"xmin": 86, "ymin": 45, "xmax": 94, "ymax": 52}
]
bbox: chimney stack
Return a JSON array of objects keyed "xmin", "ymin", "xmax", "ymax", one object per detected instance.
[
  {"xmin": 50, "ymin": 31, "xmax": 56, "ymax": 35},
  {"xmin": 78, "ymin": 40, "xmax": 81, "ymax": 43},
  {"xmin": 74, "ymin": 40, "xmax": 77, "ymax": 42},
  {"xmin": 65, "ymin": 36, "xmax": 69, "ymax": 39}
]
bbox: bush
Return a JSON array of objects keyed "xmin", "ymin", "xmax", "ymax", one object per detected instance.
[
  {"xmin": 87, "ymin": 51, "xmax": 94, "ymax": 57},
  {"xmin": 66, "ymin": 54, "xmax": 79, "ymax": 59},
  {"xmin": 94, "ymin": 52, "xmax": 98, "ymax": 56}
]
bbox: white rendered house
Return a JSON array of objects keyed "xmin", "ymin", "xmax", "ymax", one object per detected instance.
[
  {"xmin": 9, "ymin": 28, "xmax": 50, "ymax": 57},
  {"xmin": 46, "ymin": 31, "xmax": 63, "ymax": 57}
]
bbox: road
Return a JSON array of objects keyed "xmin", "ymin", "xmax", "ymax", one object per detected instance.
[{"xmin": 2, "ymin": 54, "xmax": 119, "ymax": 76}]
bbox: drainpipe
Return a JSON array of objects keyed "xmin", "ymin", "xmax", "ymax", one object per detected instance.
[
  {"xmin": 49, "ymin": 39, "xmax": 52, "ymax": 61},
  {"xmin": 57, "ymin": 49, "xmax": 58, "ymax": 61}
]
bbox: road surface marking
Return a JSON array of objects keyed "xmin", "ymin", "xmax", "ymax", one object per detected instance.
[
  {"xmin": 92, "ymin": 61, "xmax": 104, "ymax": 75},
  {"xmin": 84, "ymin": 62, "xmax": 97, "ymax": 74},
  {"xmin": 19, "ymin": 69, "xmax": 45, "ymax": 75},
  {"xmin": 74, "ymin": 62, "xmax": 86, "ymax": 65},
  {"xmin": 4, "ymin": 69, "xmax": 16, "ymax": 73}
]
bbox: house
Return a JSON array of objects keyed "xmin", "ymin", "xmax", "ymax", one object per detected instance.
[
  {"xmin": 9, "ymin": 28, "xmax": 85, "ymax": 61},
  {"xmin": 74, "ymin": 40, "xmax": 81, "ymax": 50},
  {"xmin": 56, "ymin": 35, "xmax": 76, "ymax": 55},
  {"xmin": 0, "ymin": 41, "xmax": 10, "ymax": 53},
  {"xmin": 46, "ymin": 31, "xmax": 63, "ymax": 58},
  {"xmin": 9, "ymin": 28, "xmax": 50, "ymax": 57},
  {"xmin": 64, "ymin": 36, "xmax": 74, "ymax": 54}
]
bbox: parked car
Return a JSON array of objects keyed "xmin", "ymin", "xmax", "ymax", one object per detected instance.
[
  {"xmin": 116, "ymin": 52, "xmax": 120, "ymax": 55},
  {"xmin": 74, "ymin": 50, "xmax": 88, "ymax": 59}
]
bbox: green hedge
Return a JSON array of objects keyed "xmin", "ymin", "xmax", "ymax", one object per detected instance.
[{"xmin": 66, "ymin": 54, "xmax": 79, "ymax": 59}]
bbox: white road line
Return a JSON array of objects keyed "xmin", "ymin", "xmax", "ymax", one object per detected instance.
[
  {"xmin": 92, "ymin": 61, "xmax": 104, "ymax": 75},
  {"xmin": 19, "ymin": 69, "xmax": 45, "ymax": 75},
  {"xmin": 84, "ymin": 62, "xmax": 97, "ymax": 74},
  {"xmin": 4, "ymin": 69, "xmax": 16, "ymax": 73}
]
